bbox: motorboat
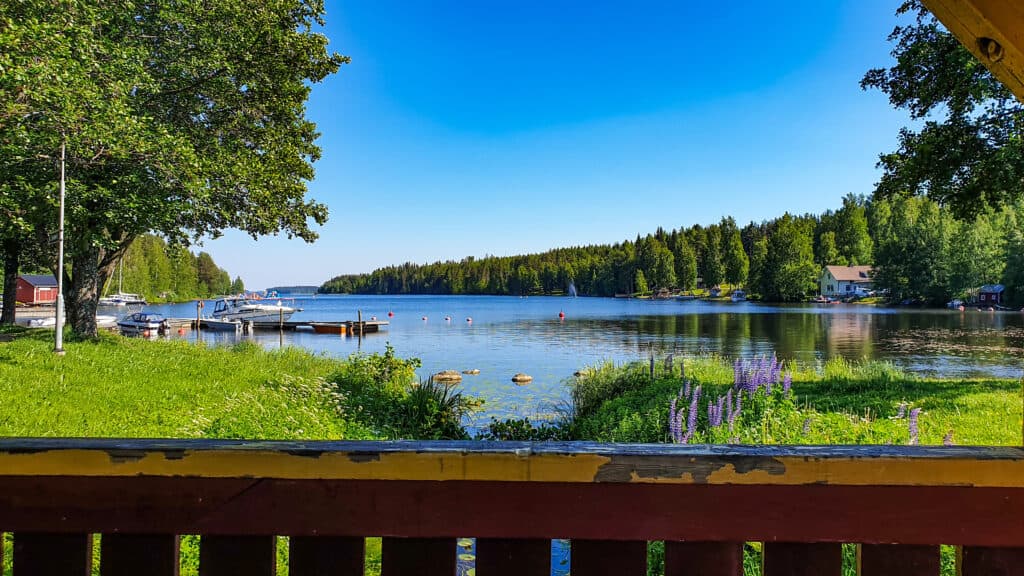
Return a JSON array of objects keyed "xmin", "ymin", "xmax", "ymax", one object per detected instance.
[
  {"xmin": 117, "ymin": 312, "xmax": 168, "ymax": 335},
  {"xmin": 99, "ymin": 293, "xmax": 147, "ymax": 306},
  {"xmin": 211, "ymin": 297, "xmax": 297, "ymax": 322},
  {"xmin": 730, "ymin": 290, "xmax": 747, "ymax": 302}
]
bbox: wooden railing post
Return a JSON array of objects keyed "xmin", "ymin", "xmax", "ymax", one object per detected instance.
[
  {"xmin": 476, "ymin": 538, "xmax": 550, "ymax": 576},
  {"xmin": 101, "ymin": 534, "xmax": 180, "ymax": 576},
  {"xmin": 381, "ymin": 537, "xmax": 456, "ymax": 576},
  {"xmin": 665, "ymin": 541, "xmax": 743, "ymax": 576},
  {"xmin": 763, "ymin": 543, "xmax": 842, "ymax": 576},
  {"xmin": 289, "ymin": 536, "xmax": 364, "ymax": 576},
  {"xmin": 12, "ymin": 532, "xmax": 92, "ymax": 576},
  {"xmin": 858, "ymin": 544, "xmax": 938, "ymax": 576},
  {"xmin": 571, "ymin": 540, "xmax": 647, "ymax": 576},
  {"xmin": 199, "ymin": 535, "xmax": 276, "ymax": 576}
]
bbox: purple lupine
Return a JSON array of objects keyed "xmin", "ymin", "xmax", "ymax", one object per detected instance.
[
  {"xmin": 683, "ymin": 380, "xmax": 691, "ymax": 399},
  {"xmin": 733, "ymin": 359, "xmax": 742, "ymax": 389},
  {"xmin": 908, "ymin": 408, "xmax": 921, "ymax": 445},
  {"xmin": 895, "ymin": 402, "xmax": 907, "ymax": 419},
  {"xmin": 682, "ymin": 386, "xmax": 701, "ymax": 443},
  {"xmin": 943, "ymin": 430, "xmax": 955, "ymax": 446},
  {"xmin": 782, "ymin": 373, "xmax": 792, "ymax": 397},
  {"xmin": 716, "ymin": 395, "xmax": 726, "ymax": 426}
]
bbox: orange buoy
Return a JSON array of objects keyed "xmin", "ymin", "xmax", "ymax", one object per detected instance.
[
  {"xmin": 388, "ymin": 311, "xmax": 394, "ymax": 317},
  {"xmin": 142, "ymin": 329, "xmax": 150, "ymax": 338},
  {"xmin": 177, "ymin": 327, "xmax": 186, "ymax": 335}
]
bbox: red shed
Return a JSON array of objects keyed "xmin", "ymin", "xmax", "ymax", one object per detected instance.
[{"xmin": 16, "ymin": 274, "xmax": 58, "ymax": 305}]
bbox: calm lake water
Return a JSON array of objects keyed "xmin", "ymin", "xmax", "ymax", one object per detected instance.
[{"xmin": 136, "ymin": 294, "xmax": 1024, "ymax": 425}]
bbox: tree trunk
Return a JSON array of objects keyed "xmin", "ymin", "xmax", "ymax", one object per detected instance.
[
  {"xmin": 64, "ymin": 243, "xmax": 117, "ymax": 338},
  {"xmin": 1, "ymin": 238, "xmax": 19, "ymax": 325}
]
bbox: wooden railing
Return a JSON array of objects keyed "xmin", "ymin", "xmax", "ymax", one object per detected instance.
[{"xmin": 1, "ymin": 439, "xmax": 1023, "ymax": 575}]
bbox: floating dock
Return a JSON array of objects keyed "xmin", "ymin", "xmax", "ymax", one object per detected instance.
[{"xmin": 175, "ymin": 318, "xmax": 388, "ymax": 334}]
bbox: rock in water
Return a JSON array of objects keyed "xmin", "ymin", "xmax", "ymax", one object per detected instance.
[
  {"xmin": 433, "ymin": 370, "xmax": 463, "ymax": 382},
  {"xmin": 511, "ymin": 373, "xmax": 533, "ymax": 384}
]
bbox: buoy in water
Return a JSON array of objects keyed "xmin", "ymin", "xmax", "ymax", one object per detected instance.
[
  {"xmin": 177, "ymin": 327, "xmax": 187, "ymax": 335},
  {"xmin": 511, "ymin": 373, "xmax": 533, "ymax": 384},
  {"xmin": 466, "ymin": 317, "xmax": 472, "ymax": 323},
  {"xmin": 422, "ymin": 316, "xmax": 428, "ymax": 321},
  {"xmin": 558, "ymin": 311, "xmax": 565, "ymax": 319},
  {"xmin": 388, "ymin": 311, "xmax": 394, "ymax": 317},
  {"xmin": 445, "ymin": 316, "xmax": 451, "ymax": 321},
  {"xmin": 370, "ymin": 316, "xmax": 377, "ymax": 321}
]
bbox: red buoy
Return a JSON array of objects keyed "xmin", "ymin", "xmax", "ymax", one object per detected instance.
[
  {"xmin": 558, "ymin": 311, "xmax": 565, "ymax": 319},
  {"xmin": 388, "ymin": 311, "xmax": 394, "ymax": 317}
]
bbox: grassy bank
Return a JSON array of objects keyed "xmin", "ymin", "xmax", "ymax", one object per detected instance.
[
  {"xmin": 560, "ymin": 356, "xmax": 1021, "ymax": 576},
  {"xmin": 565, "ymin": 356, "xmax": 1021, "ymax": 446}
]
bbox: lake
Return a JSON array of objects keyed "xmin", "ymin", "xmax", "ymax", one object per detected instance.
[{"xmin": 137, "ymin": 295, "xmax": 1024, "ymax": 425}]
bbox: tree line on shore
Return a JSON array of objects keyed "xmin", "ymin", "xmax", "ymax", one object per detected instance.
[
  {"xmin": 320, "ymin": 194, "xmax": 1024, "ymax": 306},
  {"xmin": 100, "ymin": 235, "xmax": 243, "ymax": 301}
]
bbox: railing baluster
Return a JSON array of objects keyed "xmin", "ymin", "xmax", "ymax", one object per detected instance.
[
  {"xmin": 12, "ymin": 532, "xmax": 92, "ymax": 576},
  {"xmin": 475, "ymin": 538, "xmax": 550, "ymax": 576},
  {"xmin": 763, "ymin": 542, "xmax": 842, "ymax": 576},
  {"xmin": 289, "ymin": 536, "xmax": 364, "ymax": 576},
  {"xmin": 101, "ymin": 534, "xmax": 180, "ymax": 576},
  {"xmin": 571, "ymin": 539, "xmax": 647, "ymax": 575},
  {"xmin": 858, "ymin": 544, "xmax": 938, "ymax": 575},
  {"xmin": 665, "ymin": 541, "xmax": 743, "ymax": 576},
  {"xmin": 961, "ymin": 546, "xmax": 1024, "ymax": 575},
  {"xmin": 381, "ymin": 537, "xmax": 456, "ymax": 576},
  {"xmin": 199, "ymin": 535, "xmax": 276, "ymax": 576}
]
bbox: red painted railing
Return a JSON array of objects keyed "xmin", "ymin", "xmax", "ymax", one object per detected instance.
[{"xmin": 1, "ymin": 439, "xmax": 1023, "ymax": 574}]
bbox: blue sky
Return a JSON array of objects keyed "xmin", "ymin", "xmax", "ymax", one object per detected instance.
[{"xmin": 206, "ymin": 0, "xmax": 909, "ymax": 289}]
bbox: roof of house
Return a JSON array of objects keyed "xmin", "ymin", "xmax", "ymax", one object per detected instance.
[
  {"xmin": 19, "ymin": 274, "xmax": 57, "ymax": 287},
  {"xmin": 980, "ymin": 284, "xmax": 1005, "ymax": 293},
  {"xmin": 824, "ymin": 265, "xmax": 873, "ymax": 282}
]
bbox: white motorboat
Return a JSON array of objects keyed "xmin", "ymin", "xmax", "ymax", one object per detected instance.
[
  {"xmin": 99, "ymin": 293, "xmax": 147, "ymax": 306},
  {"xmin": 117, "ymin": 312, "xmax": 168, "ymax": 335},
  {"xmin": 730, "ymin": 290, "xmax": 747, "ymax": 302},
  {"xmin": 211, "ymin": 297, "xmax": 296, "ymax": 322}
]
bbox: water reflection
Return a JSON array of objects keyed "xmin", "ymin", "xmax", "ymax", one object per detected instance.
[{"xmin": 124, "ymin": 296, "xmax": 1024, "ymax": 422}]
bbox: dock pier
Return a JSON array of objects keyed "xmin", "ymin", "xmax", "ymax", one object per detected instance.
[{"xmin": 176, "ymin": 318, "xmax": 388, "ymax": 335}]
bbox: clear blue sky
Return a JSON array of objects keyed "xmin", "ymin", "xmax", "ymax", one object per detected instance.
[{"xmin": 206, "ymin": 0, "xmax": 910, "ymax": 290}]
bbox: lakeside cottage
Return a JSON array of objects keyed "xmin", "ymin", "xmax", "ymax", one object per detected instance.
[
  {"xmin": 976, "ymin": 284, "xmax": 1005, "ymax": 306},
  {"xmin": 15, "ymin": 274, "xmax": 58, "ymax": 305},
  {"xmin": 819, "ymin": 265, "xmax": 873, "ymax": 298}
]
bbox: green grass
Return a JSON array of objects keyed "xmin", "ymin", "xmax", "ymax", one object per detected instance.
[
  {"xmin": 0, "ymin": 330, "xmax": 376, "ymax": 439},
  {"xmin": 568, "ymin": 355, "xmax": 1022, "ymax": 446}
]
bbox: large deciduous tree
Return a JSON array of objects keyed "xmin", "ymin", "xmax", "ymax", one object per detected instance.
[
  {"xmin": 1, "ymin": 0, "xmax": 347, "ymax": 336},
  {"xmin": 862, "ymin": 0, "xmax": 1024, "ymax": 218}
]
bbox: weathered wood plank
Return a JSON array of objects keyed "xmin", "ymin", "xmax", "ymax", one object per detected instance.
[
  {"xmin": 199, "ymin": 535, "xmax": 276, "ymax": 576},
  {"xmin": 858, "ymin": 544, "xmax": 938, "ymax": 576},
  {"xmin": 763, "ymin": 543, "xmax": 842, "ymax": 576},
  {"xmin": 101, "ymin": 534, "xmax": 180, "ymax": 576},
  {"xmin": 475, "ymin": 539, "xmax": 550, "ymax": 576},
  {"xmin": 571, "ymin": 539, "xmax": 647, "ymax": 576},
  {"xmin": 12, "ymin": 532, "xmax": 92, "ymax": 576},
  {"xmin": 665, "ymin": 541, "xmax": 743, "ymax": 576},
  {"xmin": 961, "ymin": 546, "xmax": 1024, "ymax": 576},
  {"xmin": 2, "ymin": 478, "xmax": 1024, "ymax": 546},
  {"xmin": 289, "ymin": 536, "xmax": 364, "ymax": 576},
  {"xmin": 922, "ymin": 0, "xmax": 1024, "ymax": 102},
  {"xmin": 380, "ymin": 538, "xmax": 455, "ymax": 576},
  {"xmin": 1, "ymin": 439, "xmax": 1024, "ymax": 488}
]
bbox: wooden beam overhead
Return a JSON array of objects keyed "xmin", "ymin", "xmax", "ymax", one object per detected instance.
[{"xmin": 923, "ymin": 0, "xmax": 1024, "ymax": 101}]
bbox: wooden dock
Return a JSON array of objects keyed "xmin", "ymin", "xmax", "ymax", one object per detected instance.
[{"xmin": 173, "ymin": 318, "xmax": 388, "ymax": 334}]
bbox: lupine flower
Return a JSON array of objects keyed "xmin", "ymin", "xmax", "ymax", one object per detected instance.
[
  {"xmin": 683, "ymin": 380, "xmax": 691, "ymax": 399},
  {"xmin": 908, "ymin": 408, "xmax": 921, "ymax": 445},
  {"xmin": 895, "ymin": 403, "xmax": 907, "ymax": 419},
  {"xmin": 682, "ymin": 386, "xmax": 701, "ymax": 443},
  {"xmin": 669, "ymin": 396, "xmax": 682, "ymax": 442},
  {"xmin": 783, "ymin": 373, "xmax": 792, "ymax": 397}
]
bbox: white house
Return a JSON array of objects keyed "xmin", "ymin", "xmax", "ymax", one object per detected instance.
[{"xmin": 819, "ymin": 265, "xmax": 873, "ymax": 297}]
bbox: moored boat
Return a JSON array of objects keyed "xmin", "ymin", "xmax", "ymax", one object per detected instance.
[
  {"xmin": 99, "ymin": 293, "xmax": 147, "ymax": 306},
  {"xmin": 310, "ymin": 322, "xmax": 347, "ymax": 335},
  {"xmin": 211, "ymin": 297, "xmax": 297, "ymax": 322},
  {"xmin": 730, "ymin": 290, "xmax": 747, "ymax": 302},
  {"xmin": 117, "ymin": 312, "xmax": 168, "ymax": 335}
]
